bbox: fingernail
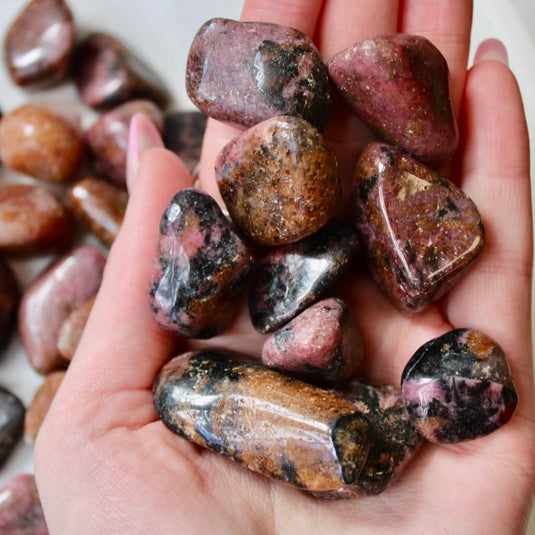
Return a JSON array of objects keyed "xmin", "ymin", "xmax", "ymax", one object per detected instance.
[
  {"xmin": 474, "ymin": 38, "xmax": 509, "ymax": 66},
  {"xmin": 126, "ymin": 113, "xmax": 164, "ymax": 193}
]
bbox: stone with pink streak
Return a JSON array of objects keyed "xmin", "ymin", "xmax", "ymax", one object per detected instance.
[
  {"xmin": 262, "ymin": 297, "xmax": 362, "ymax": 383},
  {"xmin": 401, "ymin": 328, "xmax": 518, "ymax": 444},
  {"xmin": 149, "ymin": 189, "xmax": 253, "ymax": 339}
]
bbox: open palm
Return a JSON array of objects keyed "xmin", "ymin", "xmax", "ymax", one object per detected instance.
[{"xmin": 34, "ymin": 0, "xmax": 535, "ymax": 533}]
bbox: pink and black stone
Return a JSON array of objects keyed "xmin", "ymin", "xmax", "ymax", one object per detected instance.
[
  {"xmin": 149, "ymin": 189, "xmax": 253, "ymax": 339},
  {"xmin": 333, "ymin": 382, "xmax": 422, "ymax": 494},
  {"xmin": 354, "ymin": 142, "xmax": 485, "ymax": 314},
  {"xmin": 186, "ymin": 18, "xmax": 331, "ymax": 130},
  {"xmin": 249, "ymin": 220, "xmax": 360, "ymax": 333},
  {"xmin": 401, "ymin": 328, "xmax": 518, "ymax": 444},
  {"xmin": 0, "ymin": 386, "xmax": 24, "ymax": 467}
]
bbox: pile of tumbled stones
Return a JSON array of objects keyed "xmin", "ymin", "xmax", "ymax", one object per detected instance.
[
  {"xmin": 150, "ymin": 18, "xmax": 518, "ymax": 498},
  {"xmin": 0, "ymin": 0, "xmax": 208, "ymax": 530}
]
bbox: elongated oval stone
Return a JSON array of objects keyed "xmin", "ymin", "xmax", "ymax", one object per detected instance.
[
  {"xmin": 186, "ymin": 18, "xmax": 331, "ymax": 130},
  {"xmin": 216, "ymin": 115, "xmax": 341, "ymax": 246},
  {"xmin": 0, "ymin": 386, "xmax": 25, "ymax": 467},
  {"xmin": 262, "ymin": 297, "xmax": 362, "ymax": 383},
  {"xmin": 0, "ymin": 258, "xmax": 19, "ymax": 351},
  {"xmin": 4, "ymin": 0, "xmax": 75, "ymax": 88},
  {"xmin": 149, "ymin": 189, "xmax": 253, "ymax": 339},
  {"xmin": 249, "ymin": 220, "xmax": 360, "ymax": 333},
  {"xmin": 401, "ymin": 329, "xmax": 518, "ymax": 444},
  {"xmin": 153, "ymin": 349, "xmax": 370, "ymax": 496},
  {"xmin": 354, "ymin": 142, "xmax": 485, "ymax": 314},
  {"xmin": 328, "ymin": 34, "xmax": 458, "ymax": 167}
]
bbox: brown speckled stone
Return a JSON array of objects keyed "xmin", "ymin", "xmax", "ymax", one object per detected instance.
[
  {"xmin": 0, "ymin": 104, "xmax": 83, "ymax": 183},
  {"xmin": 216, "ymin": 115, "xmax": 341, "ymax": 246},
  {"xmin": 354, "ymin": 142, "xmax": 485, "ymax": 313},
  {"xmin": 68, "ymin": 177, "xmax": 127, "ymax": 247},
  {"xmin": 153, "ymin": 349, "xmax": 370, "ymax": 497},
  {"xmin": 328, "ymin": 34, "xmax": 458, "ymax": 168},
  {"xmin": 56, "ymin": 297, "xmax": 94, "ymax": 362}
]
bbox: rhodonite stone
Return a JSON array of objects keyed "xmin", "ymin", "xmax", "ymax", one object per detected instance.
[
  {"xmin": 216, "ymin": 115, "xmax": 341, "ymax": 246},
  {"xmin": 328, "ymin": 34, "xmax": 458, "ymax": 168},
  {"xmin": 18, "ymin": 245, "xmax": 106, "ymax": 374},
  {"xmin": 333, "ymin": 382, "xmax": 422, "ymax": 495},
  {"xmin": 4, "ymin": 0, "xmax": 75, "ymax": 88},
  {"xmin": 249, "ymin": 220, "xmax": 360, "ymax": 333},
  {"xmin": 149, "ymin": 189, "xmax": 253, "ymax": 339},
  {"xmin": 0, "ymin": 259, "xmax": 19, "ymax": 351},
  {"xmin": 0, "ymin": 474, "xmax": 49, "ymax": 534},
  {"xmin": 72, "ymin": 32, "xmax": 169, "ymax": 109},
  {"xmin": 186, "ymin": 18, "xmax": 331, "ymax": 130},
  {"xmin": 0, "ymin": 104, "xmax": 83, "ymax": 183},
  {"xmin": 85, "ymin": 100, "xmax": 163, "ymax": 185},
  {"xmin": 163, "ymin": 111, "xmax": 207, "ymax": 173},
  {"xmin": 153, "ymin": 349, "xmax": 370, "ymax": 497},
  {"xmin": 262, "ymin": 297, "xmax": 362, "ymax": 383},
  {"xmin": 0, "ymin": 386, "xmax": 25, "ymax": 467},
  {"xmin": 68, "ymin": 177, "xmax": 127, "ymax": 247},
  {"xmin": 354, "ymin": 142, "xmax": 485, "ymax": 313},
  {"xmin": 56, "ymin": 297, "xmax": 94, "ymax": 362},
  {"xmin": 401, "ymin": 328, "xmax": 518, "ymax": 444}
]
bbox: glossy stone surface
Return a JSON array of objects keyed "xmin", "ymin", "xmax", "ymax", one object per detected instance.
[
  {"xmin": 72, "ymin": 32, "xmax": 169, "ymax": 109},
  {"xmin": 153, "ymin": 349, "xmax": 370, "ymax": 496},
  {"xmin": 85, "ymin": 100, "xmax": 163, "ymax": 185},
  {"xmin": 24, "ymin": 370, "xmax": 65, "ymax": 445},
  {"xmin": 216, "ymin": 115, "xmax": 341, "ymax": 246},
  {"xmin": 0, "ymin": 104, "xmax": 83, "ymax": 183},
  {"xmin": 163, "ymin": 111, "xmax": 207, "ymax": 173},
  {"xmin": 249, "ymin": 220, "xmax": 360, "ymax": 333},
  {"xmin": 0, "ymin": 386, "xmax": 24, "ymax": 467},
  {"xmin": 4, "ymin": 0, "xmax": 75, "ymax": 88},
  {"xmin": 150, "ymin": 189, "xmax": 253, "ymax": 339},
  {"xmin": 0, "ymin": 184, "xmax": 74, "ymax": 255},
  {"xmin": 68, "ymin": 177, "xmax": 127, "ymax": 247},
  {"xmin": 333, "ymin": 382, "xmax": 422, "ymax": 495},
  {"xmin": 401, "ymin": 329, "xmax": 518, "ymax": 444},
  {"xmin": 0, "ymin": 259, "xmax": 19, "ymax": 351},
  {"xmin": 354, "ymin": 142, "xmax": 485, "ymax": 314},
  {"xmin": 0, "ymin": 474, "xmax": 48, "ymax": 534},
  {"xmin": 262, "ymin": 297, "xmax": 362, "ymax": 383},
  {"xmin": 56, "ymin": 297, "xmax": 94, "ymax": 362},
  {"xmin": 328, "ymin": 34, "xmax": 458, "ymax": 167},
  {"xmin": 18, "ymin": 245, "xmax": 106, "ymax": 374},
  {"xmin": 186, "ymin": 18, "xmax": 331, "ymax": 130}
]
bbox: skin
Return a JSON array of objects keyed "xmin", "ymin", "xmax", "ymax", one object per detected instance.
[{"xmin": 34, "ymin": 1, "xmax": 535, "ymax": 533}]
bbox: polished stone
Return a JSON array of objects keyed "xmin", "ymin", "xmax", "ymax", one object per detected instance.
[
  {"xmin": 0, "ymin": 258, "xmax": 19, "ymax": 351},
  {"xmin": 56, "ymin": 297, "xmax": 94, "ymax": 362},
  {"xmin": 0, "ymin": 386, "xmax": 24, "ymax": 467}
]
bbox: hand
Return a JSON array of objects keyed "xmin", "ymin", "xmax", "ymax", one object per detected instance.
[{"xmin": 34, "ymin": 1, "xmax": 535, "ymax": 533}]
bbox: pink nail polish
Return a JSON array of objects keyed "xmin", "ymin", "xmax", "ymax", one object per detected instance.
[
  {"xmin": 126, "ymin": 113, "xmax": 164, "ymax": 193},
  {"xmin": 473, "ymin": 38, "xmax": 508, "ymax": 66}
]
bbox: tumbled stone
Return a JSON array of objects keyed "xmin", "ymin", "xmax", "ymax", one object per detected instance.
[
  {"xmin": 4, "ymin": 0, "xmax": 75, "ymax": 88},
  {"xmin": 186, "ymin": 18, "xmax": 331, "ymax": 130},
  {"xmin": 216, "ymin": 115, "xmax": 341, "ymax": 246},
  {"xmin": 72, "ymin": 32, "xmax": 169, "ymax": 109},
  {"xmin": 328, "ymin": 34, "xmax": 458, "ymax": 167},
  {"xmin": 0, "ymin": 104, "xmax": 83, "ymax": 183},
  {"xmin": 24, "ymin": 370, "xmax": 65, "ymax": 445},
  {"xmin": 150, "ymin": 189, "xmax": 253, "ymax": 339},
  {"xmin": 85, "ymin": 100, "xmax": 163, "ymax": 185},
  {"xmin": 354, "ymin": 142, "xmax": 485, "ymax": 314},
  {"xmin": 56, "ymin": 297, "xmax": 94, "ymax": 362},
  {"xmin": 0, "ymin": 474, "xmax": 48, "ymax": 534},
  {"xmin": 0, "ymin": 259, "xmax": 19, "ymax": 351},
  {"xmin": 401, "ymin": 328, "xmax": 518, "ymax": 444},
  {"xmin": 163, "ymin": 111, "xmax": 207, "ymax": 173},
  {"xmin": 0, "ymin": 386, "xmax": 25, "ymax": 467},
  {"xmin": 68, "ymin": 177, "xmax": 127, "ymax": 247},
  {"xmin": 333, "ymin": 382, "xmax": 422, "ymax": 495},
  {"xmin": 0, "ymin": 184, "xmax": 74, "ymax": 255},
  {"xmin": 153, "ymin": 349, "xmax": 370, "ymax": 497},
  {"xmin": 18, "ymin": 245, "xmax": 106, "ymax": 374},
  {"xmin": 249, "ymin": 220, "xmax": 359, "ymax": 333},
  {"xmin": 262, "ymin": 297, "xmax": 362, "ymax": 383}
]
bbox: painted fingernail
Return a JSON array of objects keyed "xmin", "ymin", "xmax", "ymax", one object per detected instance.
[
  {"xmin": 474, "ymin": 38, "xmax": 509, "ymax": 66},
  {"xmin": 126, "ymin": 113, "xmax": 164, "ymax": 193}
]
